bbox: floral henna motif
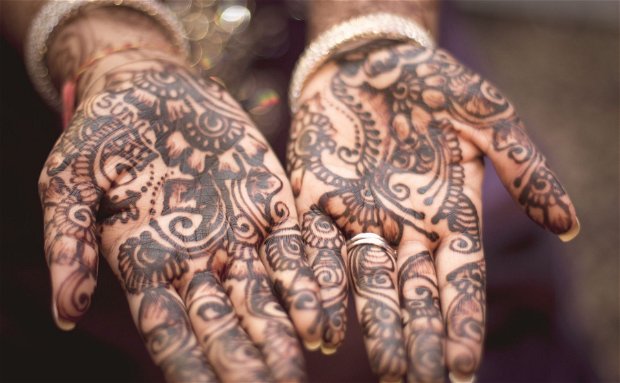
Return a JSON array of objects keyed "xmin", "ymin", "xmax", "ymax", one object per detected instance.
[
  {"xmin": 40, "ymin": 60, "xmax": 313, "ymax": 381},
  {"xmin": 289, "ymin": 43, "xmax": 574, "ymax": 251},
  {"xmin": 118, "ymin": 231, "xmax": 190, "ymax": 294},
  {"xmin": 518, "ymin": 163, "xmax": 573, "ymax": 234},
  {"xmin": 289, "ymin": 41, "xmax": 574, "ymax": 380}
]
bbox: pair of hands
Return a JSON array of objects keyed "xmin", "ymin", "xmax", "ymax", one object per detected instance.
[{"xmin": 39, "ymin": 42, "xmax": 578, "ymax": 383}]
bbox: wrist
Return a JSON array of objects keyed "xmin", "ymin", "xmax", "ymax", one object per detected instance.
[
  {"xmin": 307, "ymin": 0, "xmax": 439, "ymax": 41},
  {"xmin": 77, "ymin": 49, "xmax": 191, "ymax": 103},
  {"xmin": 46, "ymin": 6, "xmax": 182, "ymax": 97}
]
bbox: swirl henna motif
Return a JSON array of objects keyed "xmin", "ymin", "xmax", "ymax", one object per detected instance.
[
  {"xmin": 40, "ymin": 60, "xmax": 321, "ymax": 382},
  {"xmin": 138, "ymin": 288, "xmax": 216, "ymax": 383},
  {"xmin": 289, "ymin": 43, "xmax": 575, "ymax": 249},
  {"xmin": 398, "ymin": 251, "xmax": 444, "ymax": 383},
  {"xmin": 301, "ymin": 207, "xmax": 348, "ymax": 347},
  {"xmin": 445, "ymin": 261, "xmax": 486, "ymax": 376},
  {"xmin": 288, "ymin": 41, "xmax": 577, "ymax": 380},
  {"xmin": 118, "ymin": 231, "xmax": 190, "ymax": 294},
  {"xmin": 348, "ymin": 244, "xmax": 406, "ymax": 380}
]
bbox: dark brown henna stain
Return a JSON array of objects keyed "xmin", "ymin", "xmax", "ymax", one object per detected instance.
[
  {"xmin": 445, "ymin": 261, "xmax": 486, "ymax": 376},
  {"xmin": 399, "ymin": 251, "xmax": 445, "ymax": 383},
  {"xmin": 41, "ymin": 61, "xmax": 309, "ymax": 381},
  {"xmin": 139, "ymin": 288, "xmax": 216, "ymax": 383},
  {"xmin": 288, "ymin": 41, "xmax": 571, "ymax": 380},
  {"xmin": 302, "ymin": 208, "xmax": 348, "ymax": 347},
  {"xmin": 348, "ymin": 244, "xmax": 406, "ymax": 379}
]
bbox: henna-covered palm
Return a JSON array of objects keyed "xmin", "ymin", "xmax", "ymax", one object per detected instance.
[
  {"xmin": 287, "ymin": 42, "xmax": 578, "ymax": 382},
  {"xmin": 39, "ymin": 58, "xmax": 324, "ymax": 382}
]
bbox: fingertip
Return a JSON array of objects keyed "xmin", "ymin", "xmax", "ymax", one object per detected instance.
[
  {"xmin": 49, "ymin": 261, "xmax": 97, "ymax": 330},
  {"xmin": 449, "ymin": 372, "xmax": 476, "ymax": 383},
  {"xmin": 320, "ymin": 328, "xmax": 345, "ymax": 352},
  {"xmin": 320, "ymin": 343, "xmax": 338, "ymax": 355},
  {"xmin": 55, "ymin": 317, "xmax": 77, "ymax": 332},
  {"xmin": 303, "ymin": 339, "xmax": 321, "ymax": 352},
  {"xmin": 294, "ymin": 315, "xmax": 324, "ymax": 348},
  {"xmin": 379, "ymin": 378, "xmax": 403, "ymax": 383},
  {"xmin": 559, "ymin": 216, "xmax": 580, "ymax": 242},
  {"xmin": 285, "ymin": 283, "xmax": 325, "ymax": 342},
  {"xmin": 51, "ymin": 298, "xmax": 76, "ymax": 331}
]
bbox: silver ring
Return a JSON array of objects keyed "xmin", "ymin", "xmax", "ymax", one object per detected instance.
[{"xmin": 346, "ymin": 232, "xmax": 394, "ymax": 255}]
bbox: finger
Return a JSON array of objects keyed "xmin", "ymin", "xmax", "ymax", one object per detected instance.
[
  {"xmin": 259, "ymin": 217, "xmax": 324, "ymax": 348},
  {"xmin": 397, "ymin": 240, "xmax": 445, "ymax": 383},
  {"xmin": 435, "ymin": 234, "xmax": 485, "ymax": 383},
  {"xmin": 348, "ymin": 241, "xmax": 406, "ymax": 382},
  {"xmin": 224, "ymin": 250, "xmax": 305, "ymax": 381},
  {"xmin": 454, "ymin": 105, "xmax": 579, "ymax": 240},
  {"xmin": 126, "ymin": 286, "xmax": 217, "ymax": 383},
  {"xmin": 299, "ymin": 205, "xmax": 348, "ymax": 353},
  {"xmin": 39, "ymin": 147, "xmax": 102, "ymax": 330},
  {"xmin": 180, "ymin": 270, "xmax": 272, "ymax": 382}
]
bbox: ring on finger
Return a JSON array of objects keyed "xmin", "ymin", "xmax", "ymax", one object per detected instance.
[{"xmin": 345, "ymin": 232, "xmax": 395, "ymax": 256}]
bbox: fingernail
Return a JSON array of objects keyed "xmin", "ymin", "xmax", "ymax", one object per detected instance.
[
  {"xmin": 320, "ymin": 344, "xmax": 338, "ymax": 355},
  {"xmin": 559, "ymin": 216, "xmax": 580, "ymax": 242},
  {"xmin": 379, "ymin": 378, "xmax": 402, "ymax": 383},
  {"xmin": 303, "ymin": 340, "xmax": 321, "ymax": 351},
  {"xmin": 52, "ymin": 298, "xmax": 75, "ymax": 331},
  {"xmin": 449, "ymin": 372, "xmax": 475, "ymax": 383}
]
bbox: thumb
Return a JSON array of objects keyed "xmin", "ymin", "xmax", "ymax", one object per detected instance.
[
  {"xmin": 39, "ymin": 120, "xmax": 103, "ymax": 330},
  {"xmin": 455, "ymin": 104, "xmax": 579, "ymax": 241}
]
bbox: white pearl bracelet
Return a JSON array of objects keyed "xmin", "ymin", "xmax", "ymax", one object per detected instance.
[{"xmin": 289, "ymin": 12, "xmax": 434, "ymax": 114}]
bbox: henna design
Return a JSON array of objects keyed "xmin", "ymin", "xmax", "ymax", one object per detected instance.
[
  {"xmin": 348, "ymin": 244, "xmax": 406, "ymax": 379},
  {"xmin": 289, "ymin": 41, "xmax": 574, "ymax": 380},
  {"xmin": 266, "ymin": 225, "xmax": 323, "ymax": 335},
  {"xmin": 518, "ymin": 164, "xmax": 573, "ymax": 234},
  {"xmin": 138, "ymin": 288, "xmax": 216, "ymax": 383},
  {"xmin": 312, "ymin": 248, "xmax": 347, "ymax": 346},
  {"xmin": 302, "ymin": 207, "xmax": 344, "ymax": 250},
  {"xmin": 445, "ymin": 261, "xmax": 486, "ymax": 376},
  {"xmin": 236, "ymin": 270, "xmax": 307, "ymax": 381},
  {"xmin": 289, "ymin": 43, "xmax": 574, "ymax": 251},
  {"xmin": 264, "ymin": 225, "xmax": 304, "ymax": 271},
  {"xmin": 55, "ymin": 264, "xmax": 98, "ymax": 322},
  {"xmin": 261, "ymin": 320, "xmax": 305, "ymax": 380},
  {"xmin": 41, "ymin": 60, "xmax": 313, "ymax": 381},
  {"xmin": 398, "ymin": 251, "xmax": 445, "ymax": 383},
  {"xmin": 185, "ymin": 272, "xmax": 272, "ymax": 382},
  {"xmin": 118, "ymin": 231, "xmax": 189, "ymax": 294},
  {"xmin": 302, "ymin": 207, "xmax": 348, "ymax": 346}
]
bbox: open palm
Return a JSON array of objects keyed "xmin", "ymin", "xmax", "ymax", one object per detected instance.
[
  {"xmin": 39, "ymin": 59, "xmax": 323, "ymax": 382},
  {"xmin": 287, "ymin": 42, "xmax": 578, "ymax": 382}
]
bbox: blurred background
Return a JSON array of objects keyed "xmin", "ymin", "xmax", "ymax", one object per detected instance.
[{"xmin": 1, "ymin": 0, "xmax": 618, "ymax": 382}]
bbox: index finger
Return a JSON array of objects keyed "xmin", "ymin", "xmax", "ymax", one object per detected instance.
[{"xmin": 39, "ymin": 112, "xmax": 103, "ymax": 331}]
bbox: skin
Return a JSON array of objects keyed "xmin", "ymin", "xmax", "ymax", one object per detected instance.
[
  {"xmin": 4, "ymin": 1, "xmax": 580, "ymax": 381},
  {"xmin": 39, "ymin": 55, "xmax": 325, "ymax": 382},
  {"xmin": 34, "ymin": 6, "xmax": 324, "ymax": 382},
  {"xmin": 306, "ymin": 0, "xmax": 439, "ymax": 41},
  {"xmin": 287, "ymin": 41, "xmax": 579, "ymax": 382}
]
